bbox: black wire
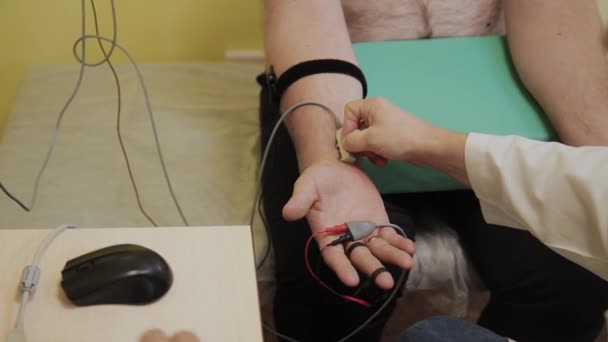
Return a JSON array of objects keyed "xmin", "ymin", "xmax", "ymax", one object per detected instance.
[
  {"xmin": 264, "ymin": 235, "xmax": 408, "ymax": 342},
  {"xmin": 90, "ymin": 0, "xmax": 158, "ymax": 227},
  {"xmin": 0, "ymin": 0, "xmax": 158, "ymax": 224},
  {"xmin": 0, "ymin": 2, "xmax": 89, "ymax": 212},
  {"xmin": 256, "ymin": 190, "xmax": 271, "ymax": 270},
  {"xmin": 255, "ymin": 117, "xmax": 280, "ymax": 271},
  {"xmin": 0, "ymin": 182, "xmax": 30, "ymax": 211},
  {"xmin": 334, "ymin": 249, "xmax": 408, "ymax": 342}
]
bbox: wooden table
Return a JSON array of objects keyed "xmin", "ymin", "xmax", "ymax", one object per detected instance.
[{"xmin": 0, "ymin": 226, "xmax": 263, "ymax": 342}]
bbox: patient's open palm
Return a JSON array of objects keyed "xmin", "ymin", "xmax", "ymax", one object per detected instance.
[{"xmin": 282, "ymin": 158, "xmax": 415, "ymax": 289}]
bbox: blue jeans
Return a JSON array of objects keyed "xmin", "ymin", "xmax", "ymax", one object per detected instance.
[{"xmin": 399, "ymin": 316, "xmax": 508, "ymax": 342}]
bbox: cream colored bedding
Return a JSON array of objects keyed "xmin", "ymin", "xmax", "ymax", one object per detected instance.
[{"xmin": 0, "ymin": 62, "xmax": 274, "ymax": 278}]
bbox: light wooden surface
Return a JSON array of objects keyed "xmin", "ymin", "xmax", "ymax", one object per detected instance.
[{"xmin": 0, "ymin": 226, "xmax": 263, "ymax": 342}]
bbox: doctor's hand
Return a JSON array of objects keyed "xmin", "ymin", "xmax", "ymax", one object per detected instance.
[
  {"xmin": 282, "ymin": 157, "xmax": 415, "ymax": 289},
  {"xmin": 342, "ymin": 97, "xmax": 454, "ymax": 167},
  {"xmin": 343, "ymin": 97, "xmax": 471, "ymax": 187},
  {"xmin": 140, "ymin": 330, "xmax": 200, "ymax": 342}
]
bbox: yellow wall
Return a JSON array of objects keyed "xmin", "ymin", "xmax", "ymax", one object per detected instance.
[
  {"xmin": 600, "ymin": 0, "xmax": 608, "ymax": 23},
  {"xmin": 0, "ymin": 0, "xmax": 263, "ymax": 134},
  {"xmin": 1, "ymin": 1, "xmax": 607, "ymax": 136}
]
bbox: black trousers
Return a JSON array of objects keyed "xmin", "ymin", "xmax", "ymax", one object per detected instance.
[{"xmin": 258, "ymin": 81, "xmax": 608, "ymax": 342}]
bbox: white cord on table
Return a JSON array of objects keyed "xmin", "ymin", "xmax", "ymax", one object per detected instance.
[{"xmin": 5, "ymin": 224, "xmax": 77, "ymax": 342}]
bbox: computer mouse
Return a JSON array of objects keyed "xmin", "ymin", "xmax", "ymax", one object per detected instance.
[{"xmin": 60, "ymin": 244, "xmax": 173, "ymax": 306}]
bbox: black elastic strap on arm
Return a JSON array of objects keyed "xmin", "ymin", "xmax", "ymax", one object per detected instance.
[{"xmin": 262, "ymin": 59, "xmax": 368, "ymax": 105}]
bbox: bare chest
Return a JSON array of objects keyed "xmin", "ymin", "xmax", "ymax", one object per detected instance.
[{"xmin": 342, "ymin": 0, "xmax": 505, "ymax": 42}]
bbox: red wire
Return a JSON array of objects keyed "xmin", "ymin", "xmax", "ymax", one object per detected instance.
[{"xmin": 305, "ymin": 226, "xmax": 372, "ymax": 308}]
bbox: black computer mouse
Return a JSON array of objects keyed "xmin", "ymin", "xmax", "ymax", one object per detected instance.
[{"xmin": 60, "ymin": 244, "xmax": 173, "ymax": 306}]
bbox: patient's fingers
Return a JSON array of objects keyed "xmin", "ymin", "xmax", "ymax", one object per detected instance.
[
  {"xmin": 347, "ymin": 240, "xmax": 395, "ymax": 289},
  {"xmin": 318, "ymin": 236, "xmax": 360, "ymax": 287},
  {"xmin": 366, "ymin": 235, "xmax": 414, "ymax": 270},
  {"xmin": 379, "ymin": 228, "xmax": 416, "ymax": 255},
  {"xmin": 315, "ymin": 229, "xmax": 415, "ymax": 290},
  {"xmin": 140, "ymin": 330, "xmax": 201, "ymax": 342}
]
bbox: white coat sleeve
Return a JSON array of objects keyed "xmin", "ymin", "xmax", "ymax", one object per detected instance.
[{"xmin": 465, "ymin": 133, "xmax": 608, "ymax": 281}]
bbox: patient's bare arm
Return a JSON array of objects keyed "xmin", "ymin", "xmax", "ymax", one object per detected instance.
[{"xmin": 506, "ymin": 0, "xmax": 608, "ymax": 146}]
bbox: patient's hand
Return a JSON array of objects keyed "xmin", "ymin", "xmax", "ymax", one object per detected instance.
[
  {"xmin": 282, "ymin": 157, "xmax": 415, "ymax": 289},
  {"xmin": 140, "ymin": 329, "xmax": 200, "ymax": 342}
]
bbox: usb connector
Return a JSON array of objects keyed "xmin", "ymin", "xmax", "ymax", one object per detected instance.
[{"xmin": 20, "ymin": 266, "xmax": 40, "ymax": 295}]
